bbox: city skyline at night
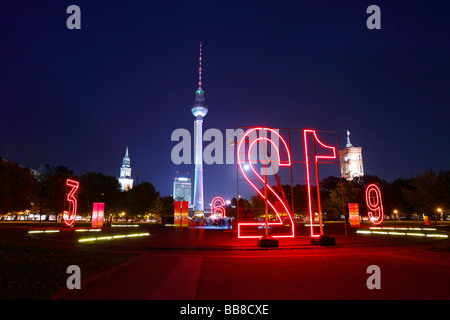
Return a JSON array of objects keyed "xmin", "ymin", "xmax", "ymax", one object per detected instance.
[{"xmin": 1, "ymin": 1, "xmax": 449, "ymax": 204}]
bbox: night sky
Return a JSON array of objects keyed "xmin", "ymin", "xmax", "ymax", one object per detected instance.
[{"xmin": 1, "ymin": 1, "xmax": 449, "ymax": 203}]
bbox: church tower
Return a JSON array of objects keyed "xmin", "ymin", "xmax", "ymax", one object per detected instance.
[
  {"xmin": 118, "ymin": 146, "xmax": 134, "ymax": 191},
  {"xmin": 339, "ymin": 131, "xmax": 364, "ymax": 181}
]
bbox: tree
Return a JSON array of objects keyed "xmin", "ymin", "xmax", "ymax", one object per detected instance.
[
  {"xmin": 120, "ymin": 182, "xmax": 159, "ymax": 220},
  {"xmin": 78, "ymin": 172, "xmax": 122, "ymax": 216},
  {"xmin": 36, "ymin": 165, "xmax": 76, "ymax": 215},
  {"xmin": 148, "ymin": 196, "xmax": 164, "ymax": 220},
  {"xmin": 403, "ymin": 170, "xmax": 449, "ymax": 215},
  {"xmin": 328, "ymin": 179, "xmax": 364, "ymax": 221},
  {"xmin": 0, "ymin": 158, "xmax": 37, "ymax": 215}
]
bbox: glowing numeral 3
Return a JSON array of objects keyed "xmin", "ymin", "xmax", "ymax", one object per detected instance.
[
  {"xmin": 303, "ymin": 129, "xmax": 336, "ymax": 237},
  {"xmin": 365, "ymin": 184, "xmax": 384, "ymax": 225},
  {"xmin": 237, "ymin": 128, "xmax": 294, "ymax": 238},
  {"xmin": 63, "ymin": 179, "xmax": 79, "ymax": 227}
]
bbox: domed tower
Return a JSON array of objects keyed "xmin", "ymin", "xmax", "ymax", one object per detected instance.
[{"xmin": 192, "ymin": 42, "xmax": 207, "ymax": 214}]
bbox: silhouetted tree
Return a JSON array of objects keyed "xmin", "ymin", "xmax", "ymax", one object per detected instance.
[
  {"xmin": 78, "ymin": 172, "xmax": 122, "ymax": 215},
  {"xmin": 0, "ymin": 158, "xmax": 37, "ymax": 215}
]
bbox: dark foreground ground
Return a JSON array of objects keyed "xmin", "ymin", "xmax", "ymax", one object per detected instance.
[{"xmin": 1, "ymin": 221, "xmax": 449, "ymax": 305}]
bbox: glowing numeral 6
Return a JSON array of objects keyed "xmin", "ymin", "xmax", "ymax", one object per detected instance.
[
  {"xmin": 237, "ymin": 128, "xmax": 294, "ymax": 238},
  {"xmin": 365, "ymin": 184, "xmax": 384, "ymax": 225},
  {"xmin": 63, "ymin": 179, "xmax": 79, "ymax": 227},
  {"xmin": 211, "ymin": 196, "xmax": 226, "ymax": 218}
]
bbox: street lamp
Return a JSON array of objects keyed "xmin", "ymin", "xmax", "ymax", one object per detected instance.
[{"xmin": 437, "ymin": 208, "xmax": 442, "ymax": 222}]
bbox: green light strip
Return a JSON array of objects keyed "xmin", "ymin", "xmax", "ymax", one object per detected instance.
[
  {"xmin": 111, "ymin": 224, "xmax": 139, "ymax": 227},
  {"xmin": 79, "ymin": 233, "xmax": 150, "ymax": 242},
  {"xmin": 28, "ymin": 230, "xmax": 60, "ymax": 234},
  {"xmin": 357, "ymin": 230, "xmax": 447, "ymax": 238},
  {"xmin": 370, "ymin": 227, "xmax": 436, "ymax": 231}
]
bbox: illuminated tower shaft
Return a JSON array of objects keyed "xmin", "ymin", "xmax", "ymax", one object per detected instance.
[
  {"xmin": 191, "ymin": 42, "xmax": 208, "ymax": 213},
  {"xmin": 193, "ymin": 115, "xmax": 204, "ymax": 211}
]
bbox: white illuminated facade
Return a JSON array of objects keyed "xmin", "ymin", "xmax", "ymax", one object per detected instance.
[
  {"xmin": 118, "ymin": 146, "xmax": 134, "ymax": 191},
  {"xmin": 339, "ymin": 131, "xmax": 364, "ymax": 181},
  {"xmin": 173, "ymin": 176, "xmax": 192, "ymax": 205}
]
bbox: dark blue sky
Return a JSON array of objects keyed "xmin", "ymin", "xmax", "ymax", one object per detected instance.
[{"xmin": 1, "ymin": 1, "xmax": 449, "ymax": 202}]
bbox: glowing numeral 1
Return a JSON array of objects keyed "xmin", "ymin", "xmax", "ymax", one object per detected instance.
[
  {"xmin": 303, "ymin": 129, "xmax": 337, "ymax": 238},
  {"xmin": 63, "ymin": 179, "xmax": 79, "ymax": 227},
  {"xmin": 211, "ymin": 196, "xmax": 226, "ymax": 218},
  {"xmin": 365, "ymin": 184, "xmax": 384, "ymax": 225},
  {"xmin": 237, "ymin": 127, "xmax": 295, "ymax": 238}
]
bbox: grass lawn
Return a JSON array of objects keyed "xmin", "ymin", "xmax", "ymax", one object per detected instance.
[{"xmin": 0, "ymin": 244, "xmax": 138, "ymax": 300}]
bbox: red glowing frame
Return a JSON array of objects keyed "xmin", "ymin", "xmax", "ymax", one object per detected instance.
[
  {"xmin": 365, "ymin": 183, "xmax": 384, "ymax": 225},
  {"xmin": 63, "ymin": 179, "xmax": 79, "ymax": 227},
  {"xmin": 211, "ymin": 196, "xmax": 226, "ymax": 218},
  {"xmin": 92, "ymin": 202, "xmax": 105, "ymax": 228},
  {"xmin": 303, "ymin": 129, "xmax": 337, "ymax": 237},
  {"xmin": 237, "ymin": 128, "xmax": 295, "ymax": 239}
]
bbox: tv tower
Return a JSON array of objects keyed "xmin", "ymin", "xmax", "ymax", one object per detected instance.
[{"xmin": 191, "ymin": 42, "xmax": 208, "ymax": 214}]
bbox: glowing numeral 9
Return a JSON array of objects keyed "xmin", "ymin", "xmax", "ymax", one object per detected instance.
[
  {"xmin": 303, "ymin": 129, "xmax": 337, "ymax": 238},
  {"xmin": 211, "ymin": 196, "xmax": 226, "ymax": 218},
  {"xmin": 63, "ymin": 179, "xmax": 79, "ymax": 227},
  {"xmin": 365, "ymin": 184, "xmax": 384, "ymax": 225},
  {"xmin": 237, "ymin": 128, "xmax": 294, "ymax": 238}
]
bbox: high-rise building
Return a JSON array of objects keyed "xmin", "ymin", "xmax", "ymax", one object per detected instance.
[
  {"xmin": 173, "ymin": 176, "xmax": 192, "ymax": 205},
  {"xmin": 118, "ymin": 146, "xmax": 134, "ymax": 191},
  {"xmin": 191, "ymin": 42, "xmax": 208, "ymax": 214},
  {"xmin": 339, "ymin": 131, "xmax": 364, "ymax": 181}
]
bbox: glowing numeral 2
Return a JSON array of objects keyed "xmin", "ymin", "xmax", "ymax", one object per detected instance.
[
  {"xmin": 365, "ymin": 183, "xmax": 384, "ymax": 225},
  {"xmin": 303, "ymin": 129, "xmax": 337, "ymax": 237},
  {"xmin": 63, "ymin": 179, "xmax": 79, "ymax": 227},
  {"xmin": 237, "ymin": 128, "xmax": 295, "ymax": 238}
]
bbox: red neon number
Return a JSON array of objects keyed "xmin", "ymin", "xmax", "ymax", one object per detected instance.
[
  {"xmin": 211, "ymin": 196, "xmax": 226, "ymax": 218},
  {"xmin": 365, "ymin": 184, "xmax": 384, "ymax": 225},
  {"xmin": 237, "ymin": 128, "xmax": 295, "ymax": 238},
  {"xmin": 303, "ymin": 130, "xmax": 336, "ymax": 238},
  {"xmin": 63, "ymin": 179, "xmax": 79, "ymax": 227}
]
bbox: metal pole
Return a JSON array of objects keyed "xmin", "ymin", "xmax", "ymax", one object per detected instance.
[
  {"xmin": 263, "ymin": 130, "xmax": 269, "ymax": 237},
  {"xmin": 336, "ymin": 131, "xmax": 347, "ymax": 236},
  {"xmin": 313, "ymin": 135, "xmax": 324, "ymax": 236},
  {"xmin": 287, "ymin": 129, "xmax": 295, "ymax": 224}
]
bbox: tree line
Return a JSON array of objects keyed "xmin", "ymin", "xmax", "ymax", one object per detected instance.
[
  {"xmin": 227, "ymin": 171, "xmax": 450, "ymax": 221},
  {"xmin": 0, "ymin": 159, "xmax": 173, "ymax": 221},
  {"xmin": 0, "ymin": 157, "xmax": 448, "ymax": 221}
]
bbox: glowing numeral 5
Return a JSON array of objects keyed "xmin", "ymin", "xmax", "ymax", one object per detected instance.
[
  {"xmin": 237, "ymin": 128, "xmax": 294, "ymax": 238},
  {"xmin": 303, "ymin": 129, "xmax": 336, "ymax": 238},
  {"xmin": 365, "ymin": 184, "xmax": 384, "ymax": 225},
  {"xmin": 63, "ymin": 179, "xmax": 79, "ymax": 227}
]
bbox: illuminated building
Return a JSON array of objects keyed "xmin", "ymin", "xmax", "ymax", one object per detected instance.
[
  {"xmin": 173, "ymin": 176, "xmax": 192, "ymax": 205},
  {"xmin": 118, "ymin": 146, "xmax": 134, "ymax": 191},
  {"xmin": 339, "ymin": 130, "xmax": 364, "ymax": 181},
  {"xmin": 191, "ymin": 42, "xmax": 208, "ymax": 214}
]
